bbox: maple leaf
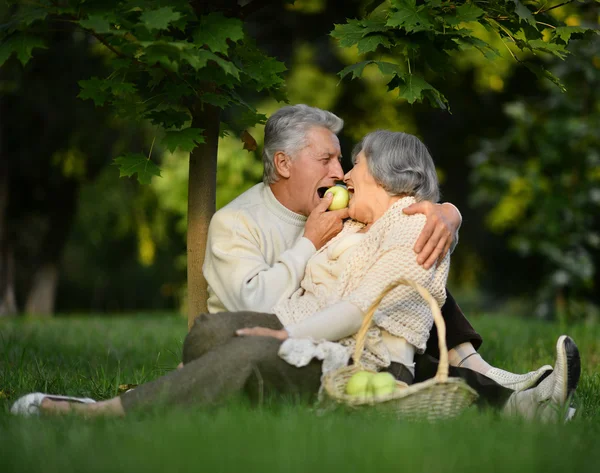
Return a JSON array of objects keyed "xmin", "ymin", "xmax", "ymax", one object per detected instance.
[
  {"xmin": 113, "ymin": 153, "xmax": 162, "ymax": 185},
  {"xmin": 193, "ymin": 12, "xmax": 244, "ymax": 54},
  {"xmin": 140, "ymin": 7, "xmax": 182, "ymax": 32},
  {"xmin": 456, "ymin": 3, "xmax": 485, "ymax": 23},
  {"xmin": 357, "ymin": 34, "xmax": 391, "ymax": 53},
  {"xmin": 339, "ymin": 61, "xmax": 372, "ymax": 80},
  {"xmin": 387, "ymin": 0, "xmax": 433, "ymax": 33},
  {"xmin": 513, "ymin": 0, "xmax": 536, "ymax": 27},
  {"xmin": 0, "ymin": 34, "xmax": 46, "ymax": 67},
  {"xmin": 553, "ymin": 26, "xmax": 596, "ymax": 43},
  {"xmin": 331, "ymin": 20, "xmax": 366, "ymax": 47},
  {"xmin": 78, "ymin": 14, "xmax": 113, "ymax": 34},
  {"xmin": 523, "ymin": 63, "xmax": 566, "ymax": 93},
  {"xmin": 162, "ymin": 127, "xmax": 206, "ymax": 153},
  {"xmin": 78, "ymin": 77, "xmax": 111, "ymax": 106},
  {"xmin": 398, "ymin": 73, "xmax": 435, "ymax": 104},
  {"xmin": 528, "ymin": 39, "xmax": 568, "ymax": 59},
  {"xmin": 241, "ymin": 130, "xmax": 258, "ymax": 151},
  {"xmin": 237, "ymin": 46, "xmax": 286, "ymax": 90},
  {"xmin": 146, "ymin": 109, "xmax": 190, "ymax": 129},
  {"xmin": 375, "ymin": 61, "xmax": 402, "ymax": 76}
]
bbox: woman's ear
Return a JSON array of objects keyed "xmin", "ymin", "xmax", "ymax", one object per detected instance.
[{"xmin": 273, "ymin": 151, "xmax": 291, "ymax": 179}]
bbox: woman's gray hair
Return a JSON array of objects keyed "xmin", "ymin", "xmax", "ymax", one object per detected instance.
[
  {"xmin": 262, "ymin": 104, "xmax": 344, "ymax": 184},
  {"xmin": 352, "ymin": 130, "xmax": 440, "ymax": 202}
]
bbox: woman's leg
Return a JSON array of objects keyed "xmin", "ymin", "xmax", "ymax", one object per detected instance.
[
  {"xmin": 41, "ymin": 397, "xmax": 125, "ymax": 417},
  {"xmin": 427, "ymin": 290, "xmax": 482, "ymax": 360},
  {"xmin": 183, "ymin": 311, "xmax": 282, "ymax": 364},
  {"xmin": 414, "ymin": 354, "xmax": 513, "ymax": 408},
  {"xmin": 432, "ymin": 290, "xmax": 551, "ymax": 390}
]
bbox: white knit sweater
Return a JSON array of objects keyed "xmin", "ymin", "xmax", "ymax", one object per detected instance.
[
  {"xmin": 275, "ymin": 196, "xmax": 450, "ymax": 368},
  {"xmin": 203, "ymin": 184, "xmax": 316, "ymax": 313}
]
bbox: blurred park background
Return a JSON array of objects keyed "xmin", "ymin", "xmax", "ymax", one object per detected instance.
[{"xmin": 1, "ymin": 0, "xmax": 599, "ymax": 324}]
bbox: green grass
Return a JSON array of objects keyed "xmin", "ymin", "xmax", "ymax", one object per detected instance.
[{"xmin": 1, "ymin": 313, "xmax": 600, "ymax": 473}]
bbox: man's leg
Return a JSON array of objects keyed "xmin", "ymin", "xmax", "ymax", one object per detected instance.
[
  {"xmin": 183, "ymin": 311, "xmax": 283, "ymax": 364},
  {"xmin": 123, "ymin": 336, "xmax": 322, "ymax": 412}
]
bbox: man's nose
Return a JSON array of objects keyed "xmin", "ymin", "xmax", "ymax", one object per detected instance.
[{"xmin": 331, "ymin": 159, "xmax": 344, "ymax": 180}]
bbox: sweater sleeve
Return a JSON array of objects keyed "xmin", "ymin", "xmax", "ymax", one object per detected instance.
[
  {"xmin": 342, "ymin": 245, "xmax": 449, "ymax": 351},
  {"xmin": 285, "ymin": 300, "xmax": 364, "ymax": 341},
  {"xmin": 203, "ymin": 209, "xmax": 316, "ymax": 313}
]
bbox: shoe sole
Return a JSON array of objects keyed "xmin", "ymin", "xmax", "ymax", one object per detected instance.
[{"xmin": 563, "ymin": 336, "xmax": 581, "ymax": 399}]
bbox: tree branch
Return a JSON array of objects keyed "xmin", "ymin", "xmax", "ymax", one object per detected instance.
[
  {"xmin": 239, "ymin": 0, "xmax": 272, "ymax": 19},
  {"xmin": 535, "ymin": 1, "xmax": 576, "ymax": 15}
]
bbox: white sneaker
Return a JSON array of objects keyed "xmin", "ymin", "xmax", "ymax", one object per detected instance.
[
  {"xmin": 504, "ymin": 335, "xmax": 581, "ymax": 422},
  {"xmin": 11, "ymin": 393, "xmax": 96, "ymax": 417},
  {"xmin": 485, "ymin": 365, "xmax": 553, "ymax": 392}
]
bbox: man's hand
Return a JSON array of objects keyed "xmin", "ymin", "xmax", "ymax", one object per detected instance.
[
  {"xmin": 236, "ymin": 326, "xmax": 289, "ymax": 341},
  {"xmin": 403, "ymin": 201, "xmax": 462, "ymax": 269},
  {"xmin": 303, "ymin": 193, "xmax": 349, "ymax": 250}
]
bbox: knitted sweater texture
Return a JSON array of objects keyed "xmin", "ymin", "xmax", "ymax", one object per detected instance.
[{"xmin": 275, "ymin": 196, "xmax": 449, "ymax": 366}]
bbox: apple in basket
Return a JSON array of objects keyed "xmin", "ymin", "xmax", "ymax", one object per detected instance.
[
  {"xmin": 324, "ymin": 185, "xmax": 349, "ymax": 211},
  {"xmin": 345, "ymin": 371, "xmax": 374, "ymax": 397},
  {"xmin": 370, "ymin": 372, "xmax": 397, "ymax": 397},
  {"xmin": 345, "ymin": 371, "xmax": 398, "ymax": 398}
]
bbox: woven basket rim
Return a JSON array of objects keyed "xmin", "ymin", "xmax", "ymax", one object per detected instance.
[{"xmin": 321, "ymin": 277, "xmax": 479, "ymax": 414}]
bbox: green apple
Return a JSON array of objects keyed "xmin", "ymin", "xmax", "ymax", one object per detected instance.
[
  {"xmin": 324, "ymin": 185, "xmax": 349, "ymax": 211},
  {"xmin": 370, "ymin": 372, "xmax": 397, "ymax": 397},
  {"xmin": 345, "ymin": 371, "xmax": 374, "ymax": 397}
]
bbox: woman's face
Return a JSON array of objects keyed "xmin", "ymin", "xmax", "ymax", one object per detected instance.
[{"xmin": 343, "ymin": 151, "xmax": 383, "ymax": 224}]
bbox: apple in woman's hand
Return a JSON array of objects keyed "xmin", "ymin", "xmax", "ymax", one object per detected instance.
[{"xmin": 325, "ymin": 185, "xmax": 349, "ymax": 211}]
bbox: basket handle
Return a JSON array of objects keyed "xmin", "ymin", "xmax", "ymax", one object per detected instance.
[{"xmin": 351, "ymin": 278, "xmax": 448, "ymax": 383}]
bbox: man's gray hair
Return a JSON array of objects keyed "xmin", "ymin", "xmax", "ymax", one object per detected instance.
[
  {"xmin": 262, "ymin": 104, "xmax": 344, "ymax": 184},
  {"xmin": 352, "ymin": 130, "xmax": 440, "ymax": 202}
]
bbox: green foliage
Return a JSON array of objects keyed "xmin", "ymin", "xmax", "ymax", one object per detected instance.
[
  {"xmin": 332, "ymin": 0, "xmax": 597, "ymax": 108},
  {"xmin": 113, "ymin": 153, "xmax": 162, "ymax": 185},
  {"xmin": 162, "ymin": 127, "xmax": 205, "ymax": 153},
  {"xmin": 470, "ymin": 38, "xmax": 600, "ymax": 320},
  {"xmin": 0, "ymin": 34, "xmax": 46, "ymax": 65},
  {"xmin": 1, "ymin": 1, "xmax": 287, "ymax": 184}
]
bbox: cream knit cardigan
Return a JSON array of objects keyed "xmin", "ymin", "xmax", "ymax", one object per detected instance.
[{"xmin": 275, "ymin": 196, "xmax": 450, "ymax": 369}]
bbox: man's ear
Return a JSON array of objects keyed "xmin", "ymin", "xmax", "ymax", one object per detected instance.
[{"xmin": 273, "ymin": 151, "xmax": 291, "ymax": 179}]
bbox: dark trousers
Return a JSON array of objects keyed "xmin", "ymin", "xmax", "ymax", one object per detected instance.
[
  {"xmin": 121, "ymin": 312, "xmax": 322, "ymax": 411},
  {"xmin": 120, "ymin": 308, "xmax": 508, "ymax": 412},
  {"xmin": 425, "ymin": 290, "xmax": 482, "ymax": 358}
]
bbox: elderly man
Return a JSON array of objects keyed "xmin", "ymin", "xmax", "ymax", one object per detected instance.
[{"xmin": 201, "ymin": 104, "xmax": 551, "ymax": 390}]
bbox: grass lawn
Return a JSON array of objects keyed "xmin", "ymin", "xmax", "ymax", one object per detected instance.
[{"xmin": 1, "ymin": 313, "xmax": 600, "ymax": 473}]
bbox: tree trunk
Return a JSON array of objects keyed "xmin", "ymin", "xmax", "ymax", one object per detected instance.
[
  {"xmin": 187, "ymin": 103, "xmax": 221, "ymax": 328},
  {"xmin": 0, "ymin": 147, "xmax": 17, "ymax": 316},
  {"xmin": 23, "ymin": 180, "xmax": 79, "ymax": 316},
  {"xmin": 24, "ymin": 263, "xmax": 59, "ymax": 315}
]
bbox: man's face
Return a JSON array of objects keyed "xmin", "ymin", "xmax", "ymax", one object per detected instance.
[{"xmin": 286, "ymin": 127, "xmax": 344, "ymax": 216}]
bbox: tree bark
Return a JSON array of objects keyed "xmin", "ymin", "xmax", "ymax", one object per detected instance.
[
  {"xmin": 22, "ymin": 180, "xmax": 79, "ymax": 316},
  {"xmin": 0, "ymin": 135, "xmax": 17, "ymax": 316},
  {"xmin": 24, "ymin": 263, "xmax": 59, "ymax": 315},
  {"xmin": 187, "ymin": 103, "xmax": 221, "ymax": 328}
]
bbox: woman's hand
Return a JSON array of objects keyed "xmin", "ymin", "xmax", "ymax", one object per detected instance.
[
  {"xmin": 403, "ymin": 201, "xmax": 462, "ymax": 269},
  {"xmin": 236, "ymin": 326, "xmax": 289, "ymax": 341}
]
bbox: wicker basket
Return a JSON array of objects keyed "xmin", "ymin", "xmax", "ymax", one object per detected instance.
[{"xmin": 321, "ymin": 278, "xmax": 478, "ymax": 421}]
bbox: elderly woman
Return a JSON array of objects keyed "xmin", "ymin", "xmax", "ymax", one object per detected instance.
[{"xmin": 13, "ymin": 131, "xmax": 579, "ymax": 420}]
